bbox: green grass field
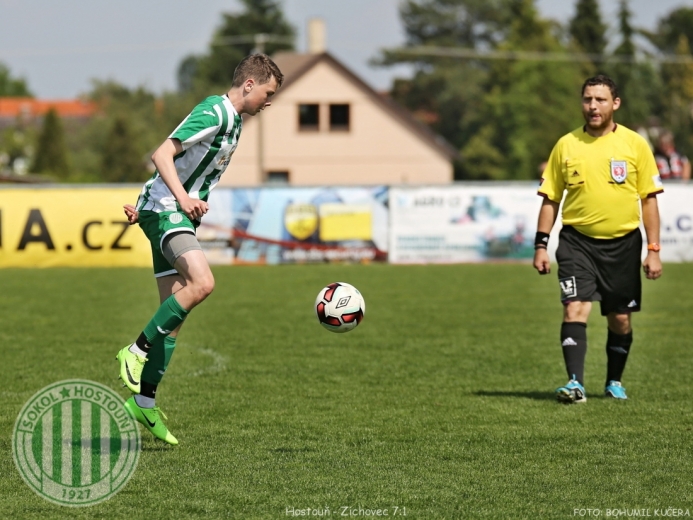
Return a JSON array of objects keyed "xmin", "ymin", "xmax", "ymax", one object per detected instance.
[{"xmin": 1, "ymin": 263, "xmax": 692, "ymax": 519}]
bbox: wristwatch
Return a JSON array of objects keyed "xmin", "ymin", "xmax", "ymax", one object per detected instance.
[{"xmin": 647, "ymin": 243, "xmax": 661, "ymax": 252}]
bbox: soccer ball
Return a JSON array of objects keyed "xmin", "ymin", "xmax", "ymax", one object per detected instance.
[{"xmin": 315, "ymin": 282, "xmax": 366, "ymax": 333}]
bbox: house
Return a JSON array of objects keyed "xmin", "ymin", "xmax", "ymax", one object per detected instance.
[
  {"xmin": 219, "ymin": 25, "xmax": 456, "ymax": 187},
  {"xmin": 0, "ymin": 98, "xmax": 96, "ymax": 128}
]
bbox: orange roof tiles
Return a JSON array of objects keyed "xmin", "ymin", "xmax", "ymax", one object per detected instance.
[{"xmin": 0, "ymin": 97, "xmax": 96, "ymax": 118}]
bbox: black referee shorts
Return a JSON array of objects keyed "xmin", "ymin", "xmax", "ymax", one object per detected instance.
[{"xmin": 556, "ymin": 225, "xmax": 642, "ymax": 316}]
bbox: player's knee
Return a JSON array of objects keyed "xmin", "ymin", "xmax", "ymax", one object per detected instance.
[
  {"xmin": 564, "ymin": 301, "xmax": 590, "ymax": 322},
  {"xmin": 607, "ymin": 313, "xmax": 631, "ymax": 334},
  {"xmin": 189, "ymin": 273, "xmax": 215, "ymax": 304},
  {"xmin": 203, "ymin": 276, "xmax": 215, "ymax": 298},
  {"xmin": 199, "ymin": 274, "xmax": 216, "ymax": 300}
]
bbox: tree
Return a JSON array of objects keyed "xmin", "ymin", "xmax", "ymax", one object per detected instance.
[
  {"xmin": 0, "ymin": 63, "xmax": 32, "ymax": 96},
  {"xmin": 606, "ymin": 0, "xmax": 661, "ymax": 129},
  {"xmin": 614, "ymin": 0, "xmax": 636, "ymax": 58},
  {"xmin": 64, "ymin": 81, "xmax": 169, "ymax": 181},
  {"xmin": 375, "ymin": 0, "xmax": 590, "ymax": 179},
  {"xmin": 397, "ymin": 0, "xmax": 514, "ymax": 49},
  {"xmin": 101, "ymin": 116, "xmax": 148, "ymax": 183},
  {"xmin": 86, "ymin": 80, "xmax": 172, "ymax": 142},
  {"xmin": 376, "ymin": 0, "xmax": 515, "ymax": 178},
  {"xmin": 459, "ymin": 125, "xmax": 505, "ymax": 179},
  {"xmin": 618, "ymin": 6, "xmax": 693, "ymax": 157},
  {"xmin": 0, "ymin": 124, "xmax": 34, "ymax": 176},
  {"xmin": 470, "ymin": 0, "xmax": 584, "ymax": 180},
  {"xmin": 661, "ymin": 35, "xmax": 693, "ymax": 118},
  {"xmin": 659, "ymin": 34, "xmax": 693, "ymax": 158},
  {"xmin": 650, "ymin": 7, "xmax": 693, "ymax": 54},
  {"xmin": 31, "ymin": 108, "xmax": 69, "ymax": 179},
  {"xmin": 178, "ymin": 0, "xmax": 295, "ymax": 93},
  {"xmin": 569, "ymin": 0, "xmax": 607, "ymax": 60}
]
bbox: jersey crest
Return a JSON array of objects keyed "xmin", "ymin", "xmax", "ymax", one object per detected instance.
[{"xmin": 610, "ymin": 160, "xmax": 627, "ymax": 183}]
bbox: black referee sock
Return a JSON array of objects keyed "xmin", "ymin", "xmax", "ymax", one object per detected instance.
[
  {"xmin": 561, "ymin": 322, "xmax": 588, "ymax": 385},
  {"xmin": 606, "ymin": 329, "xmax": 633, "ymax": 384}
]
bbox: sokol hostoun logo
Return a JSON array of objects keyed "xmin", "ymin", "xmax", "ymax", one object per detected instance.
[
  {"xmin": 169, "ymin": 212, "xmax": 184, "ymax": 225},
  {"xmin": 12, "ymin": 379, "xmax": 140, "ymax": 507}
]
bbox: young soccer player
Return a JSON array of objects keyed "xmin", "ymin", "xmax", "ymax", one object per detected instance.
[{"xmin": 118, "ymin": 54, "xmax": 283, "ymax": 444}]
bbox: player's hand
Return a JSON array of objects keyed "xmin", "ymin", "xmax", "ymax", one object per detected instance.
[
  {"xmin": 123, "ymin": 204, "xmax": 139, "ymax": 225},
  {"xmin": 533, "ymin": 248, "xmax": 551, "ymax": 275},
  {"xmin": 178, "ymin": 195, "xmax": 209, "ymax": 220},
  {"xmin": 643, "ymin": 252, "xmax": 662, "ymax": 280}
]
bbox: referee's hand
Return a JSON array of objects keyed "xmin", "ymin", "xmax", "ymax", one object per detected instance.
[
  {"xmin": 643, "ymin": 252, "xmax": 662, "ymax": 280},
  {"xmin": 533, "ymin": 248, "xmax": 551, "ymax": 275}
]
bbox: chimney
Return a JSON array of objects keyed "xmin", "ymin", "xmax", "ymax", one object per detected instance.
[{"xmin": 307, "ymin": 18, "xmax": 326, "ymax": 54}]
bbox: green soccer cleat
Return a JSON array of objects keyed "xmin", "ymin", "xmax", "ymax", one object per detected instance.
[
  {"xmin": 124, "ymin": 397, "xmax": 179, "ymax": 446},
  {"xmin": 116, "ymin": 345, "xmax": 146, "ymax": 394}
]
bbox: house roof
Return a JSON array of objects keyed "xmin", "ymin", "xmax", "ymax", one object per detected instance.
[
  {"xmin": 270, "ymin": 52, "xmax": 458, "ymax": 161},
  {"xmin": 0, "ymin": 98, "xmax": 96, "ymax": 119}
]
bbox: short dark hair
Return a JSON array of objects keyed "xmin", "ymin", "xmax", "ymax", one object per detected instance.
[
  {"xmin": 581, "ymin": 74, "xmax": 619, "ymax": 100},
  {"xmin": 232, "ymin": 53, "xmax": 284, "ymax": 88}
]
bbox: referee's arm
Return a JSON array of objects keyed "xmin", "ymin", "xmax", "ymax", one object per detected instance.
[
  {"xmin": 533, "ymin": 198, "xmax": 560, "ymax": 275},
  {"xmin": 642, "ymin": 195, "xmax": 662, "ymax": 280}
]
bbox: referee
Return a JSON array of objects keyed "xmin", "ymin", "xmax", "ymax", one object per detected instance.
[{"xmin": 533, "ymin": 74, "xmax": 663, "ymax": 404}]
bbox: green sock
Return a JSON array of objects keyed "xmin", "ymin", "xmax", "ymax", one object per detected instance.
[
  {"xmin": 142, "ymin": 335, "xmax": 177, "ymax": 385},
  {"xmin": 143, "ymin": 294, "xmax": 188, "ymax": 344}
]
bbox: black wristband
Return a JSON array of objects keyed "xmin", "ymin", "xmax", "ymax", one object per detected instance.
[{"xmin": 534, "ymin": 231, "xmax": 550, "ymax": 249}]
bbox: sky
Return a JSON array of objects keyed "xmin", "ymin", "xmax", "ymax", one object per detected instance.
[{"xmin": 0, "ymin": 0, "xmax": 691, "ymax": 99}]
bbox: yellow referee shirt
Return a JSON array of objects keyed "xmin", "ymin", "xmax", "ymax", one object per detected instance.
[{"xmin": 539, "ymin": 124, "xmax": 663, "ymax": 239}]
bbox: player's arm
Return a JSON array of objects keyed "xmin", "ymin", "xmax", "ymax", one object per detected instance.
[
  {"xmin": 533, "ymin": 198, "xmax": 559, "ymax": 275},
  {"xmin": 123, "ymin": 204, "xmax": 138, "ymax": 224},
  {"xmin": 641, "ymin": 195, "xmax": 662, "ymax": 280},
  {"xmin": 151, "ymin": 138, "xmax": 208, "ymax": 220}
]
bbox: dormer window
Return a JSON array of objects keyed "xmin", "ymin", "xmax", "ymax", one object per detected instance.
[
  {"xmin": 329, "ymin": 104, "xmax": 350, "ymax": 131},
  {"xmin": 298, "ymin": 104, "xmax": 319, "ymax": 131}
]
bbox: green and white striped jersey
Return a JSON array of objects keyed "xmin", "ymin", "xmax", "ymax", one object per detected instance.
[{"xmin": 136, "ymin": 94, "xmax": 242, "ymax": 213}]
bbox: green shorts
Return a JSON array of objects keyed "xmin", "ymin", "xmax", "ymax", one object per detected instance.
[{"xmin": 139, "ymin": 210, "xmax": 197, "ymax": 277}]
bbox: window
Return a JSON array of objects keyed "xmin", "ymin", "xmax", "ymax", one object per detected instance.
[
  {"xmin": 329, "ymin": 104, "xmax": 350, "ymax": 131},
  {"xmin": 267, "ymin": 171, "xmax": 289, "ymax": 184},
  {"xmin": 298, "ymin": 103, "xmax": 350, "ymax": 131},
  {"xmin": 298, "ymin": 104, "xmax": 319, "ymax": 130}
]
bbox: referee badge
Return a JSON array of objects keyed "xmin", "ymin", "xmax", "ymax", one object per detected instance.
[
  {"xmin": 559, "ymin": 276, "xmax": 577, "ymax": 300},
  {"xmin": 610, "ymin": 159, "xmax": 628, "ymax": 183}
]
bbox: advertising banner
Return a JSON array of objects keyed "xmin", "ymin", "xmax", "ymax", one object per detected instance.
[
  {"xmin": 198, "ymin": 186, "xmax": 389, "ymax": 264},
  {"xmin": 390, "ymin": 183, "xmax": 693, "ymax": 264},
  {"xmin": 0, "ymin": 187, "xmax": 151, "ymax": 268},
  {"xmin": 0, "ymin": 183, "xmax": 689, "ymax": 268},
  {"xmin": 389, "ymin": 185, "xmax": 541, "ymax": 264},
  {"xmin": 656, "ymin": 184, "xmax": 693, "ymax": 262}
]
